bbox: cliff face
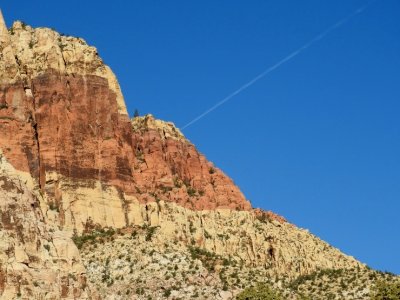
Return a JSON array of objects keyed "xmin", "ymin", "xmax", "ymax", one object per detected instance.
[
  {"xmin": 0, "ymin": 17, "xmax": 250, "ymax": 233},
  {"xmin": 0, "ymin": 151, "xmax": 93, "ymax": 299},
  {"xmin": 131, "ymin": 115, "xmax": 251, "ymax": 211}
]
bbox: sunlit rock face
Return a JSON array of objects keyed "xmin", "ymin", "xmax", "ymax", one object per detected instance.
[
  {"xmin": 0, "ymin": 151, "xmax": 94, "ymax": 299},
  {"xmin": 131, "ymin": 115, "xmax": 251, "ymax": 211},
  {"xmin": 0, "ymin": 18, "xmax": 251, "ymax": 232}
]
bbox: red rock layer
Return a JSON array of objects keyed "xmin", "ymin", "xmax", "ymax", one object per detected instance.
[
  {"xmin": 0, "ymin": 71, "xmax": 136, "ymax": 194},
  {"xmin": 0, "ymin": 82, "xmax": 39, "ymax": 177},
  {"xmin": 131, "ymin": 115, "xmax": 251, "ymax": 210},
  {"xmin": 0, "ymin": 71, "xmax": 251, "ymax": 219}
]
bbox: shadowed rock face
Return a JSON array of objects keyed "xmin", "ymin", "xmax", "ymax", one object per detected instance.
[{"xmin": 0, "ymin": 20, "xmax": 251, "ymax": 231}]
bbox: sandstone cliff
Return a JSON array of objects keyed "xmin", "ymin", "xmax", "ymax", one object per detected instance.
[
  {"xmin": 131, "ymin": 115, "xmax": 251, "ymax": 211},
  {"xmin": 0, "ymin": 150, "xmax": 93, "ymax": 299},
  {"xmin": 0, "ymin": 14, "xmax": 250, "ymax": 234}
]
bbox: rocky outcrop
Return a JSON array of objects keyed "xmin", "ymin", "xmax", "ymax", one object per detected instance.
[
  {"xmin": 0, "ymin": 16, "xmax": 250, "ymax": 232},
  {"xmin": 0, "ymin": 150, "xmax": 93, "ymax": 299},
  {"xmin": 114, "ymin": 200, "xmax": 361, "ymax": 275},
  {"xmin": 131, "ymin": 115, "xmax": 251, "ymax": 211},
  {"xmin": 78, "ymin": 200, "xmax": 362, "ymax": 299}
]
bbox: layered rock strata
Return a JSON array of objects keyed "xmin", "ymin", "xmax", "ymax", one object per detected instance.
[{"xmin": 0, "ymin": 16, "xmax": 250, "ymax": 233}]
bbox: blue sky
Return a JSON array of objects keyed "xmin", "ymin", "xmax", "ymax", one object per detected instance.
[{"xmin": 3, "ymin": 1, "xmax": 399, "ymax": 273}]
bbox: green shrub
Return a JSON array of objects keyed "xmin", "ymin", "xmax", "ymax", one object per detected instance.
[
  {"xmin": 370, "ymin": 280, "xmax": 400, "ymax": 300},
  {"xmin": 48, "ymin": 201, "xmax": 59, "ymax": 212},
  {"xmin": 236, "ymin": 283, "xmax": 282, "ymax": 300},
  {"xmin": 72, "ymin": 228, "xmax": 115, "ymax": 249},
  {"xmin": 188, "ymin": 246, "xmax": 219, "ymax": 272},
  {"xmin": 163, "ymin": 288, "xmax": 171, "ymax": 297},
  {"xmin": 145, "ymin": 226, "xmax": 157, "ymax": 241},
  {"xmin": 187, "ymin": 187, "xmax": 196, "ymax": 197},
  {"xmin": 173, "ymin": 177, "xmax": 182, "ymax": 188}
]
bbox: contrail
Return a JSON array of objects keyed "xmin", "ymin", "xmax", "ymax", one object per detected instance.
[{"xmin": 181, "ymin": 1, "xmax": 376, "ymax": 130}]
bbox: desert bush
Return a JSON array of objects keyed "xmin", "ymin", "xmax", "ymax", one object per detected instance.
[
  {"xmin": 236, "ymin": 283, "xmax": 282, "ymax": 300},
  {"xmin": 370, "ymin": 280, "xmax": 400, "ymax": 300}
]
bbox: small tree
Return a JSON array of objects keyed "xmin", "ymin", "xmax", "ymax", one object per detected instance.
[{"xmin": 133, "ymin": 109, "xmax": 140, "ymax": 118}]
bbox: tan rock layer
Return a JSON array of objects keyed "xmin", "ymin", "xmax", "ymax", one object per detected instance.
[
  {"xmin": 0, "ymin": 151, "xmax": 94, "ymax": 299},
  {"xmin": 78, "ymin": 200, "xmax": 363, "ymax": 299},
  {"xmin": 129, "ymin": 200, "xmax": 361, "ymax": 277}
]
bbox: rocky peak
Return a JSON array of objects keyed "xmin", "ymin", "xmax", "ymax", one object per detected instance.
[
  {"xmin": 0, "ymin": 10, "xmax": 7, "ymax": 40},
  {"xmin": 1, "ymin": 17, "xmax": 127, "ymax": 115},
  {"xmin": 0, "ymin": 10, "xmax": 18, "ymax": 85}
]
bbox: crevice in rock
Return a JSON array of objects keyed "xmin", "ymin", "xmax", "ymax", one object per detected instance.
[
  {"xmin": 14, "ymin": 55, "xmax": 21, "ymax": 69},
  {"xmin": 145, "ymin": 205, "xmax": 150, "ymax": 223},
  {"xmin": 117, "ymin": 188, "xmax": 129, "ymax": 227},
  {"xmin": 31, "ymin": 121, "xmax": 43, "ymax": 190},
  {"xmin": 268, "ymin": 245, "xmax": 276, "ymax": 261}
]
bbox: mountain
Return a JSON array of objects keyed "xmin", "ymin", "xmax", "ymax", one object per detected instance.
[{"xmin": 0, "ymin": 11, "xmax": 398, "ymax": 299}]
